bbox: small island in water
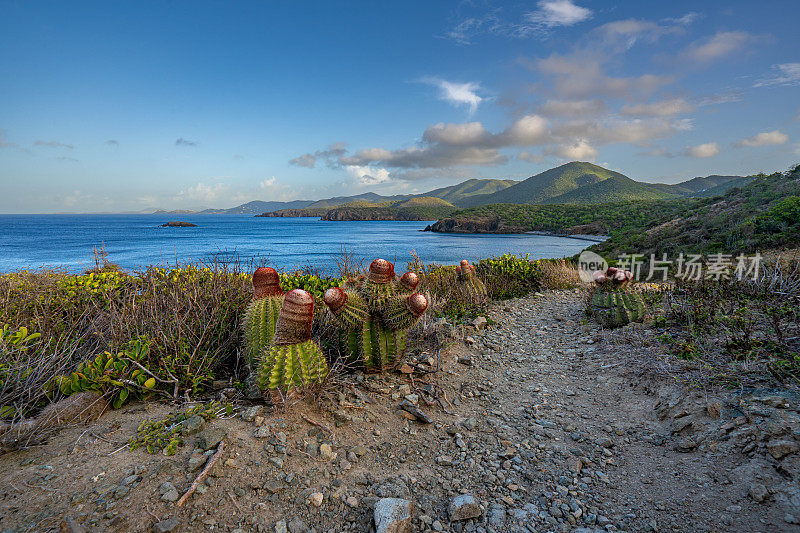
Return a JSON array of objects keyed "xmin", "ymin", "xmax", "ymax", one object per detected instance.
[{"xmin": 158, "ymin": 221, "xmax": 197, "ymax": 227}]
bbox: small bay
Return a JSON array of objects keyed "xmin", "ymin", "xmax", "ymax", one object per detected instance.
[{"xmin": 0, "ymin": 214, "xmax": 595, "ymax": 273}]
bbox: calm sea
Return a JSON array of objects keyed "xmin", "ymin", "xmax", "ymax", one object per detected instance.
[{"xmin": 0, "ymin": 214, "xmax": 596, "ymax": 274}]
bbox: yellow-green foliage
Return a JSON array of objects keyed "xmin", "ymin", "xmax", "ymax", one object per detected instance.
[
  {"xmin": 51, "ymin": 337, "xmax": 157, "ymax": 409},
  {"xmin": 278, "ymin": 273, "xmax": 340, "ymax": 303},
  {"xmin": 0, "ymin": 324, "xmax": 40, "ymax": 350},
  {"xmin": 129, "ymin": 401, "xmax": 232, "ymax": 455},
  {"xmin": 475, "ymin": 253, "xmax": 542, "ymax": 299},
  {"xmin": 56, "ymin": 271, "xmax": 131, "ymax": 299}
]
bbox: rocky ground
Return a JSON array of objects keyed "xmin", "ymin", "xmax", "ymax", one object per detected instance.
[{"xmin": 1, "ymin": 289, "xmax": 799, "ymax": 533}]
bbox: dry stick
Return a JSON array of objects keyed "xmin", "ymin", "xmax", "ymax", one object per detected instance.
[
  {"xmin": 301, "ymin": 414, "xmax": 334, "ymax": 441},
  {"xmin": 177, "ymin": 441, "xmax": 225, "ymax": 507}
]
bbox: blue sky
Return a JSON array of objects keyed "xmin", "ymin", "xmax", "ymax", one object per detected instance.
[{"xmin": 1, "ymin": 0, "xmax": 798, "ymax": 213}]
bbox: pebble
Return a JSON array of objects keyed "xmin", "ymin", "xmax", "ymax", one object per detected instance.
[
  {"xmin": 151, "ymin": 517, "xmax": 179, "ymax": 533},
  {"xmin": 374, "ymin": 498, "xmax": 413, "ymax": 533},
  {"xmin": 449, "ymin": 494, "xmax": 482, "ymax": 521}
]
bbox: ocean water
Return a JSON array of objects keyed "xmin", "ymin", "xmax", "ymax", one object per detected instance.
[{"xmin": 0, "ymin": 214, "xmax": 596, "ymax": 274}]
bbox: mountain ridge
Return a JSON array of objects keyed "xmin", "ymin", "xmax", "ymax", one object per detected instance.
[{"xmin": 152, "ymin": 164, "xmax": 748, "ymax": 216}]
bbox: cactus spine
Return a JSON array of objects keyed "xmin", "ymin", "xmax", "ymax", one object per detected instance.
[
  {"xmin": 588, "ymin": 267, "xmax": 646, "ymax": 328},
  {"xmin": 242, "ymin": 267, "xmax": 284, "ymax": 367},
  {"xmin": 324, "ymin": 260, "xmax": 427, "ymax": 371},
  {"xmin": 455, "ymin": 259, "xmax": 488, "ymax": 304},
  {"xmin": 256, "ymin": 289, "xmax": 329, "ymax": 395}
]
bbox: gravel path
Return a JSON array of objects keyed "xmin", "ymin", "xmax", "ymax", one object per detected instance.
[{"xmin": 1, "ymin": 289, "xmax": 798, "ymax": 533}]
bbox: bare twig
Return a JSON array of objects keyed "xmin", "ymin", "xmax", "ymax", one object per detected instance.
[
  {"xmin": 301, "ymin": 414, "xmax": 334, "ymax": 441},
  {"xmin": 177, "ymin": 441, "xmax": 225, "ymax": 507}
]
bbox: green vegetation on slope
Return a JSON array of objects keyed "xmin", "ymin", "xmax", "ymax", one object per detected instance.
[
  {"xmin": 431, "ymin": 199, "xmax": 689, "ymax": 235},
  {"xmin": 458, "ymin": 162, "xmax": 678, "ymax": 207},
  {"xmin": 425, "ymin": 178, "xmax": 518, "ymax": 205},
  {"xmin": 321, "ymin": 203, "xmax": 456, "ymax": 221},
  {"xmin": 434, "ymin": 166, "xmax": 800, "ymax": 260},
  {"xmin": 591, "ymin": 166, "xmax": 800, "ymax": 259}
]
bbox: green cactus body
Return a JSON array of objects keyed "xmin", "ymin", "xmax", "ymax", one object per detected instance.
[
  {"xmin": 383, "ymin": 296, "xmax": 421, "ymax": 331},
  {"xmin": 257, "ymin": 339, "xmax": 329, "ymax": 392},
  {"xmin": 243, "ymin": 295, "xmax": 283, "ymax": 367},
  {"xmin": 324, "ymin": 259, "xmax": 426, "ymax": 372},
  {"xmin": 332, "ymin": 290, "xmax": 369, "ymax": 328},
  {"xmin": 353, "ymin": 318, "xmax": 407, "ymax": 369},
  {"xmin": 456, "ymin": 261, "xmax": 488, "ymax": 304},
  {"xmin": 457, "ymin": 276, "xmax": 487, "ymax": 300},
  {"xmin": 589, "ymin": 288, "xmax": 646, "ymax": 328},
  {"xmin": 363, "ymin": 280, "xmax": 395, "ymax": 310}
]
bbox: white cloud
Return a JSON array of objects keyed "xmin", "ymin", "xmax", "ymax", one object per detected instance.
[
  {"xmin": 345, "ymin": 165, "xmax": 392, "ymax": 186},
  {"xmin": 338, "ymin": 114, "xmax": 549, "ymax": 169},
  {"xmin": 289, "ymin": 153, "xmax": 316, "ymax": 168},
  {"xmin": 686, "ymin": 142, "xmax": 720, "ymax": 158},
  {"xmin": 525, "ymin": 0, "xmax": 592, "ymax": 28},
  {"xmin": 663, "ymin": 12, "xmax": 701, "ymax": 26},
  {"xmin": 539, "ymin": 99, "xmax": 606, "ymax": 116},
  {"xmin": 442, "ymin": 1, "xmax": 591, "ymax": 44},
  {"xmin": 697, "ymin": 91, "xmax": 743, "ymax": 106},
  {"xmin": 501, "ymin": 115, "xmax": 549, "ymax": 146},
  {"xmin": 422, "ymin": 78, "xmax": 484, "ymax": 115},
  {"xmin": 736, "ymin": 130, "xmax": 789, "ymax": 147},
  {"xmin": 546, "ymin": 139, "xmax": 598, "ymax": 160},
  {"xmin": 682, "ymin": 31, "xmax": 754, "ymax": 64},
  {"xmin": 620, "ymin": 98, "xmax": 694, "ymax": 117},
  {"xmin": 754, "ymin": 63, "xmax": 800, "ymax": 88},
  {"xmin": 422, "ymin": 122, "xmax": 490, "ymax": 146},
  {"xmin": 288, "ymin": 142, "xmax": 347, "ymax": 168},
  {"xmin": 552, "ymin": 117, "xmax": 691, "ymax": 145},
  {"xmin": 518, "ymin": 151, "xmax": 545, "ymax": 163},
  {"xmin": 259, "ymin": 177, "xmax": 277, "ymax": 189},
  {"xmin": 179, "ymin": 182, "xmax": 230, "ymax": 202},
  {"xmin": 535, "ymin": 54, "xmax": 673, "ymax": 99}
]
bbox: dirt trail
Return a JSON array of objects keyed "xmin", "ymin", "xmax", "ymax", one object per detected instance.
[{"xmin": 1, "ymin": 289, "xmax": 798, "ymax": 532}]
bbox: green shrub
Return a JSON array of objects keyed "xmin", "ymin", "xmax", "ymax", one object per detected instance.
[
  {"xmin": 475, "ymin": 253, "xmax": 542, "ymax": 299},
  {"xmin": 50, "ymin": 337, "xmax": 158, "ymax": 409}
]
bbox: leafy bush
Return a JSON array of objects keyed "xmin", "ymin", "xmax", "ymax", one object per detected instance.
[
  {"xmin": 51, "ymin": 337, "xmax": 157, "ymax": 409},
  {"xmin": 476, "ymin": 254, "xmax": 542, "ymax": 299},
  {"xmin": 279, "ymin": 273, "xmax": 340, "ymax": 304}
]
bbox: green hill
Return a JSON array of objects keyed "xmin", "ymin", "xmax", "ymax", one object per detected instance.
[
  {"xmin": 394, "ymin": 196, "xmax": 455, "ymax": 208},
  {"xmin": 593, "ymin": 165, "xmax": 800, "ymax": 259},
  {"xmin": 423, "ymin": 179, "xmax": 517, "ymax": 204},
  {"xmin": 458, "ymin": 162, "xmax": 676, "ymax": 207},
  {"xmin": 648, "ymin": 174, "xmax": 753, "ymax": 198},
  {"xmin": 544, "ymin": 174, "xmax": 683, "ymax": 203},
  {"xmin": 306, "ymin": 192, "xmax": 411, "ymax": 209},
  {"xmin": 429, "ymin": 164, "xmax": 800, "ymax": 257}
]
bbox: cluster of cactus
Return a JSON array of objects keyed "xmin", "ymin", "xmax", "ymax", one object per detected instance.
[
  {"xmin": 455, "ymin": 259, "xmax": 487, "ymax": 305},
  {"xmin": 324, "ymin": 259, "xmax": 428, "ymax": 371},
  {"xmin": 242, "ymin": 269, "xmax": 329, "ymax": 398},
  {"xmin": 588, "ymin": 267, "xmax": 646, "ymax": 328}
]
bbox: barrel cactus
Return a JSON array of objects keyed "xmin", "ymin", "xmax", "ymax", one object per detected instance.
[
  {"xmin": 324, "ymin": 259, "xmax": 427, "ymax": 371},
  {"xmin": 242, "ymin": 267, "xmax": 284, "ymax": 368},
  {"xmin": 257, "ymin": 289, "xmax": 329, "ymax": 397},
  {"xmin": 455, "ymin": 259, "xmax": 487, "ymax": 304},
  {"xmin": 588, "ymin": 267, "xmax": 646, "ymax": 328}
]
